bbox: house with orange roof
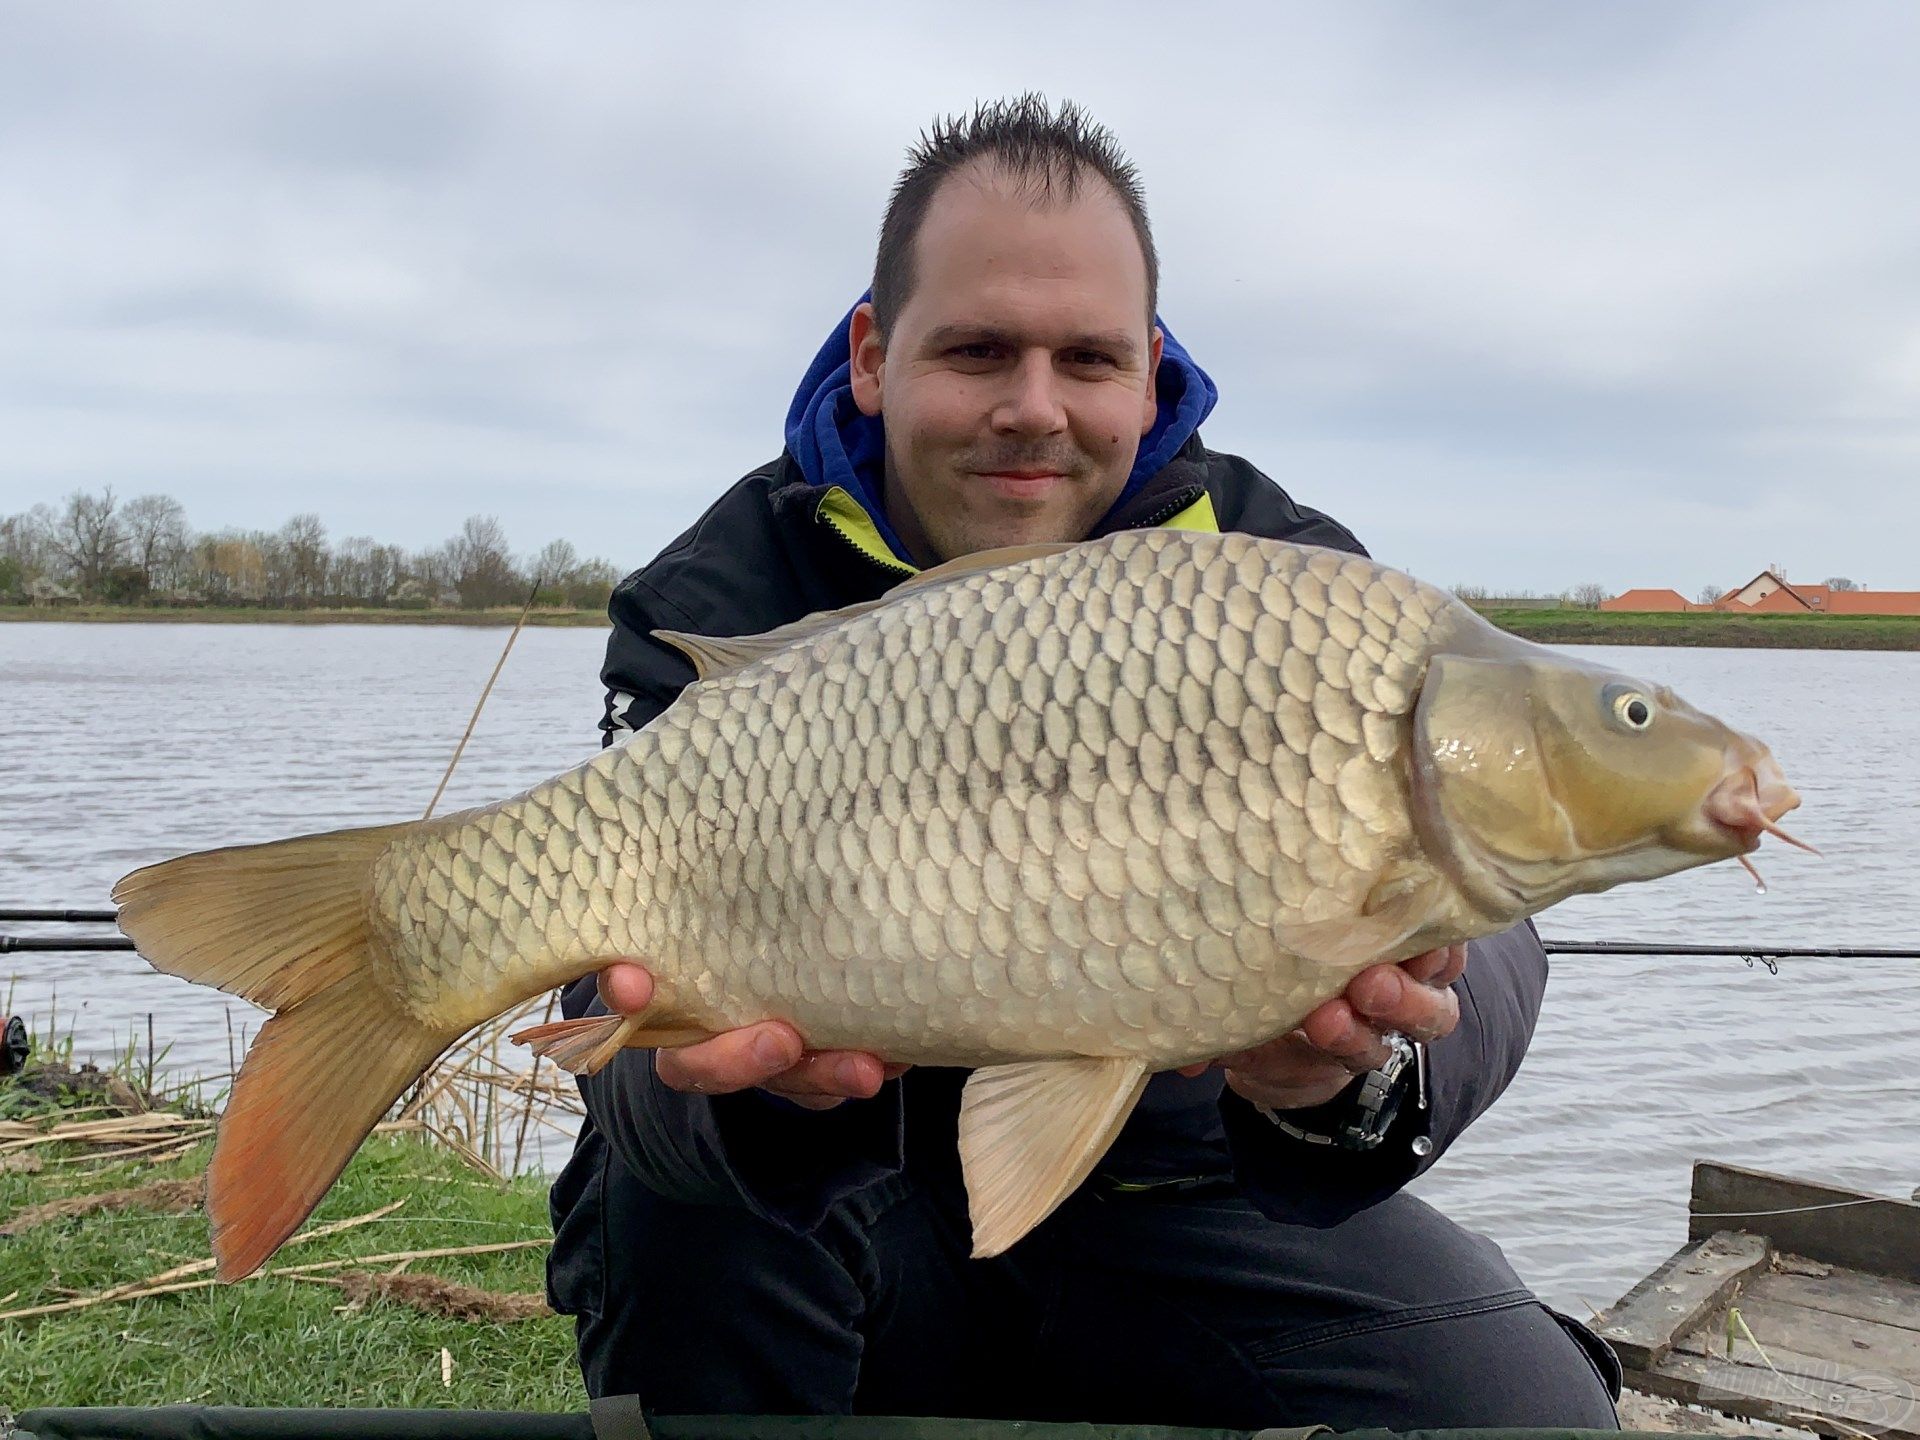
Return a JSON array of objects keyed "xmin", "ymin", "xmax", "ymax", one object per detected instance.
[
  {"xmin": 1713, "ymin": 570, "xmax": 1827, "ymax": 611},
  {"xmin": 1599, "ymin": 570, "xmax": 1920, "ymax": 616},
  {"xmin": 1826, "ymin": 589, "xmax": 1920, "ymax": 615},
  {"xmin": 1598, "ymin": 588, "xmax": 1694, "ymax": 612}
]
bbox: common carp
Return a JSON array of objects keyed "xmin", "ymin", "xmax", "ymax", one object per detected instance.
[{"xmin": 113, "ymin": 529, "xmax": 1804, "ymax": 1279}]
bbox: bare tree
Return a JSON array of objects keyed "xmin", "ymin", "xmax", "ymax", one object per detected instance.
[
  {"xmin": 48, "ymin": 488, "xmax": 126, "ymax": 598},
  {"xmin": 412, "ymin": 539, "xmax": 460, "ymax": 601},
  {"xmin": 280, "ymin": 513, "xmax": 330, "ymax": 602},
  {"xmin": 529, "ymin": 538, "xmax": 581, "ymax": 593},
  {"xmin": 1568, "ymin": 582, "xmax": 1608, "ymax": 609},
  {"xmin": 450, "ymin": 514, "xmax": 522, "ymax": 607},
  {"xmin": 122, "ymin": 494, "xmax": 191, "ymax": 595},
  {"xmin": 8, "ymin": 487, "xmax": 606, "ymax": 613},
  {"xmin": 330, "ymin": 534, "xmax": 373, "ymax": 602},
  {"xmin": 255, "ymin": 529, "xmax": 294, "ymax": 604},
  {"xmin": 372, "ymin": 543, "xmax": 406, "ymax": 603},
  {"xmin": 1824, "ymin": 576, "xmax": 1860, "ymax": 591},
  {"xmin": 1696, "ymin": 583, "xmax": 1724, "ymax": 606},
  {"xmin": 1, "ymin": 505, "xmax": 59, "ymax": 583}
]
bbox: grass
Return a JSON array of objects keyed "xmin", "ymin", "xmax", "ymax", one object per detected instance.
[
  {"xmin": 0, "ymin": 606, "xmax": 608, "ymax": 627},
  {"xmin": 0, "ymin": 1027, "xmax": 584, "ymax": 1412},
  {"xmin": 1482, "ymin": 607, "xmax": 1920, "ymax": 650}
]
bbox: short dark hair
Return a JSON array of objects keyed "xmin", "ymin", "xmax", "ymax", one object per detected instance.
[{"xmin": 870, "ymin": 94, "xmax": 1158, "ymax": 338}]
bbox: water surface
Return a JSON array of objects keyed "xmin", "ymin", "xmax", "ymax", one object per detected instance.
[{"xmin": 3, "ymin": 624, "xmax": 1915, "ymax": 1310}]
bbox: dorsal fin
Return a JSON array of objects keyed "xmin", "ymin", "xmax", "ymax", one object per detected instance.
[
  {"xmin": 653, "ymin": 540, "xmax": 1079, "ymax": 680},
  {"xmin": 899, "ymin": 540, "xmax": 1080, "ymax": 590}
]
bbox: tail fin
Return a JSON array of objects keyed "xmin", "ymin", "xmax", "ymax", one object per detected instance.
[{"xmin": 114, "ymin": 824, "xmax": 455, "ymax": 1280}]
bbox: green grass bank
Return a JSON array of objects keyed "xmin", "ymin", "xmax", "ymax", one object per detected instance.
[
  {"xmin": 1479, "ymin": 607, "xmax": 1920, "ymax": 650},
  {"xmin": 0, "ymin": 1064, "xmax": 580, "ymax": 1410},
  {"xmin": 0, "ymin": 605, "xmax": 608, "ymax": 627}
]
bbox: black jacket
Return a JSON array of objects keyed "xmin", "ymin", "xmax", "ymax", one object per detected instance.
[{"xmin": 549, "ymin": 437, "xmax": 1549, "ymax": 1253}]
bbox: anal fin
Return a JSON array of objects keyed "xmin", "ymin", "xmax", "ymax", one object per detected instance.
[
  {"xmin": 958, "ymin": 1056, "xmax": 1149, "ymax": 1259},
  {"xmin": 511, "ymin": 1014, "xmax": 713, "ymax": 1075}
]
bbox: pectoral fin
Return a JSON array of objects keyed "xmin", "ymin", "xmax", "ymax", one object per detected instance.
[
  {"xmin": 1271, "ymin": 866, "xmax": 1445, "ymax": 973},
  {"xmin": 957, "ymin": 1056, "xmax": 1150, "ymax": 1259}
]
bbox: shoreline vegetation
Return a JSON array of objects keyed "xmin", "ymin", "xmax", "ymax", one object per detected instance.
[
  {"xmin": 0, "ymin": 1025, "xmax": 1811, "ymax": 1429},
  {"xmin": 9, "ymin": 603, "xmax": 1920, "ymax": 649},
  {"xmin": 1480, "ymin": 607, "xmax": 1920, "ymax": 650},
  {"xmin": 1, "ymin": 1002, "xmax": 586, "ymax": 1409},
  {"xmin": 0, "ymin": 604, "xmax": 609, "ymax": 627}
]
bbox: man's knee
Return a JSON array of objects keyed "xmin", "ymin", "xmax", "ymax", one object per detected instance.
[
  {"xmin": 1240, "ymin": 1193, "xmax": 1620, "ymax": 1428},
  {"xmin": 1051, "ymin": 1186, "xmax": 1620, "ymax": 1429},
  {"xmin": 1253, "ymin": 1296, "xmax": 1620, "ymax": 1429}
]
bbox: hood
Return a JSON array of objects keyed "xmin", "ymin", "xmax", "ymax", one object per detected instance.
[{"xmin": 783, "ymin": 293, "xmax": 1219, "ymax": 564}]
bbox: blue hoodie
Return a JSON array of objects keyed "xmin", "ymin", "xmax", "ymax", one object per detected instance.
[{"xmin": 783, "ymin": 296, "xmax": 1219, "ymax": 565}]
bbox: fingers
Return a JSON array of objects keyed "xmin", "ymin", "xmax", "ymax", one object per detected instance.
[
  {"xmin": 760, "ymin": 1052, "xmax": 894, "ymax": 1106},
  {"xmin": 1295, "ymin": 999, "xmax": 1397, "ymax": 1072},
  {"xmin": 1219, "ymin": 1030, "xmax": 1360, "ymax": 1111},
  {"xmin": 655, "ymin": 1021, "xmax": 804, "ymax": 1096},
  {"xmin": 596, "ymin": 961, "xmax": 655, "ymax": 1014},
  {"xmin": 1401, "ymin": 942, "xmax": 1468, "ymax": 988},
  {"xmin": 597, "ymin": 958, "xmax": 903, "ymax": 1111},
  {"xmin": 1347, "ymin": 966, "xmax": 1460, "ymax": 1044},
  {"xmin": 1342, "ymin": 953, "xmax": 1464, "ymax": 1044},
  {"xmin": 653, "ymin": 1022, "xmax": 902, "ymax": 1112}
]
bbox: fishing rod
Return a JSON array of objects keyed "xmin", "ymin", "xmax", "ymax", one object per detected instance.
[
  {"xmin": 4, "ymin": 910, "xmax": 1918, "ymax": 963},
  {"xmin": 1540, "ymin": 940, "xmax": 1920, "ymax": 960}
]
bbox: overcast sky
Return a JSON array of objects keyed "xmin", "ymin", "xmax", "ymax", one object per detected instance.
[{"xmin": 2, "ymin": 3, "xmax": 1915, "ymax": 596}]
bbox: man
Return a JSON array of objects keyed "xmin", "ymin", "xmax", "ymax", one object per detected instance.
[{"xmin": 547, "ymin": 96, "xmax": 1620, "ymax": 1428}]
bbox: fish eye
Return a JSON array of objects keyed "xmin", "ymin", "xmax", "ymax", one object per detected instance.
[{"xmin": 1603, "ymin": 684, "xmax": 1656, "ymax": 731}]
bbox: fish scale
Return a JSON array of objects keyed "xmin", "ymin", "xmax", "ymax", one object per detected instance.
[{"xmin": 369, "ymin": 529, "xmax": 1445, "ymax": 1063}]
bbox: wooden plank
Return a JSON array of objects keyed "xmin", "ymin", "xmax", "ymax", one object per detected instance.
[
  {"xmin": 1640, "ymin": 1346, "xmax": 1920, "ymax": 1440},
  {"xmin": 1598, "ymin": 1231, "xmax": 1772, "ymax": 1369},
  {"xmin": 1725, "ymin": 1294, "xmax": 1920, "ymax": 1377},
  {"xmin": 1756, "ymin": 1268, "xmax": 1920, "ymax": 1334},
  {"xmin": 1692, "ymin": 1162, "xmax": 1920, "ymax": 1282}
]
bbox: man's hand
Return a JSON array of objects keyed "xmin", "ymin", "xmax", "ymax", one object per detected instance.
[
  {"xmin": 597, "ymin": 962, "xmax": 907, "ymax": 1112},
  {"xmin": 1178, "ymin": 944, "xmax": 1468, "ymax": 1112}
]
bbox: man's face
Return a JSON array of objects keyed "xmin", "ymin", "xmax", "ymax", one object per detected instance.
[{"xmin": 849, "ymin": 165, "xmax": 1163, "ymax": 564}]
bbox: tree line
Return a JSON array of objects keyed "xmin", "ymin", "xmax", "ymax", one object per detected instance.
[{"xmin": 0, "ymin": 489, "xmax": 621, "ymax": 611}]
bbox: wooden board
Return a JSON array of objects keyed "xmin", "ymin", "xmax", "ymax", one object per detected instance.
[
  {"xmin": 1762, "ymin": 1268, "xmax": 1920, "ymax": 1333},
  {"xmin": 1598, "ymin": 1231, "xmax": 1771, "ymax": 1369},
  {"xmin": 1607, "ymin": 1164, "xmax": 1920, "ymax": 1438},
  {"xmin": 1642, "ymin": 1344, "xmax": 1919, "ymax": 1440},
  {"xmin": 1715, "ymin": 1291, "xmax": 1920, "ymax": 1380},
  {"xmin": 1691, "ymin": 1162, "xmax": 1920, "ymax": 1283}
]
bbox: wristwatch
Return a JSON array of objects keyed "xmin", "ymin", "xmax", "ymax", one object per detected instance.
[{"xmin": 1251, "ymin": 1031, "xmax": 1429, "ymax": 1153}]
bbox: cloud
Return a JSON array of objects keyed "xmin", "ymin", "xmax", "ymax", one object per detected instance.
[{"xmin": 1, "ymin": 1, "xmax": 1915, "ymax": 592}]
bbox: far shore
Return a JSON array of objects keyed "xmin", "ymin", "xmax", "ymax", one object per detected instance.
[
  {"xmin": 1480, "ymin": 607, "xmax": 1920, "ymax": 650},
  {"xmin": 0, "ymin": 605, "xmax": 609, "ymax": 627},
  {"xmin": 9, "ymin": 603, "xmax": 1920, "ymax": 650}
]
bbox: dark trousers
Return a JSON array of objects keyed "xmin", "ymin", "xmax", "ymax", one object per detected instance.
[{"xmin": 551, "ymin": 1144, "xmax": 1622, "ymax": 1430}]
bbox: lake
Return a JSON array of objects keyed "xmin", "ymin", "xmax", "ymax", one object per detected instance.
[{"xmin": 3, "ymin": 621, "xmax": 1916, "ymax": 1312}]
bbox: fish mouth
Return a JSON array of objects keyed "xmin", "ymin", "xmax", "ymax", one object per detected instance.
[{"xmin": 1702, "ymin": 751, "xmax": 1814, "ymax": 857}]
